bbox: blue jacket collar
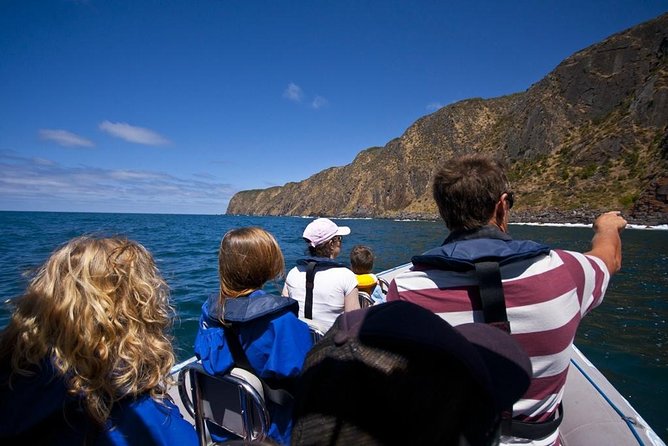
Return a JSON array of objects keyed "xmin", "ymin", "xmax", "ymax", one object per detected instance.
[
  {"xmin": 444, "ymin": 224, "xmax": 512, "ymax": 243},
  {"xmin": 202, "ymin": 290, "xmax": 298, "ymax": 326},
  {"xmin": 412, "ymin": 225, "xmax": 550, "ymax": 271}
]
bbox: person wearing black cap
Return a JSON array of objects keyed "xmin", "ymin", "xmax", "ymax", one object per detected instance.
[
  {"xmin": 386, "ymin": 155, "xmax": 627, "ymax": 445},
  {"xmin": 291, "ymin": 301, "xmax": 532, "ymax": 446}
]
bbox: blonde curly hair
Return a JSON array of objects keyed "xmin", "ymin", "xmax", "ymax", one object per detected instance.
[{"xmin": 0, "ymin": 236, "xmax": 176, "ymax": 425}]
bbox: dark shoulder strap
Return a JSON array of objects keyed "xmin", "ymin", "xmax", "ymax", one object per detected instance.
[
  {"xmin": 474, "ymin": 261, "xmax": 510, "ymax": 333},
  {"xmin": 475, "ymin": 262, "xmax": 564, "ymax": 439},
  {"xmin": 222, "ymin": 325, "xmax": 294, "ymax": 406},
  {"xmin": 505, "ymin": 402, "xmax": 563, "ymax": 439},
  {"xmin": 222, "ymin": 325, "xmax": 254, "ymax": 370},
  {"xmin": 304, "ymin": 261, "xmax": 317, "ymax": 320}
]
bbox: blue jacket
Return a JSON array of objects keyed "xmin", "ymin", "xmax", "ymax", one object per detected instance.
[
  {"xmin": 194, "ymin": 290, "xmax": 313, "ymax": 445},
  {"xmin": 0, "ymin": 357, "xmax": 197, "ymax": 445}
]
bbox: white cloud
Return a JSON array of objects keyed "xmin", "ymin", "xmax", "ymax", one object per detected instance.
[
  {"xmin": 311, "ymin": 96, "xmax": 329, "ymax": 109},
  {"xmin": 98, "ymin": 121, "xmax": 170, "ymax": 146},
  {"xmin": 108, "ymin": 170, "xmax": 166, "ymax": 180},
  {"xmin": 282, "ymin": 84, "xmax": 329, "ymax": 110},
  {"xmin": 33, "ymin": 157, "xmax": 56, "ymax": 166},
  {"xmin": 426, "ymin": 102, "xmax": 443, "ymax": 112},
  {"xmin": 39, "ymin": 129, "xmax": 94, "ymax": 147},
  {"xmin": 283, "ymin": 83, "xmax": 304, "ymax": 102},
  {"xmin": 0, "ymin": 151, "xmax": 234, "ymax": 214}
]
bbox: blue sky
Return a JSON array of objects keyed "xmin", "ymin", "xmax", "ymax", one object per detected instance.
[{"xmin": 1, "ymin": 1, "xmax": 666, "ymax": 215}]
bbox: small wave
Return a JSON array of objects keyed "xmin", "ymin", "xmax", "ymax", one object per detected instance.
[
  {"xmin": 295, "ymin": 216, "xmax": 375, "ymax": 221},
  {"xmin": 512, "ymin": 222, "xmax": 592, "ymax": 228},
  {"xmin": 627, "ymin": 224, "xmax": 668, "ymax": 230},
  {"xmin": 511, "ymin": 222, "xmax": 668, "ymax": 230}
]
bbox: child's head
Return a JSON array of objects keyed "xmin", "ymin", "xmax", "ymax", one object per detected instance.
[
  {"xmin": 350, "ymin": 245, "xmax": 374, "ymax": 274},
  {"xmin": 218, "ymin": 227, "xmax": 284, "ymax": 298},
  {"xmin": 1, "ymin": 236, "xmax": 175, "ymax": 424}
]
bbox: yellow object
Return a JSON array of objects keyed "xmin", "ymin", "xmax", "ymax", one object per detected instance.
[{"xmin": 356, "ymin": 274, "xmax": 378, "ymax": 294}]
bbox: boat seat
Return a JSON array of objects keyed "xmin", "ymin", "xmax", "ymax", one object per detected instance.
[
  {"xmin": 358, "ymin": 290, "xmax": 375, "ymax": 308},
  {"xmin": 178, "ymin": 363, "xmax": 270, "ymax": 445},
  {"xmin": 378, "ymin": 277, "xmax": 390, "ymax": 295}
]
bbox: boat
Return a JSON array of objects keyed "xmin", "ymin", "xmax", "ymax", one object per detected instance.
[{"xmin": 168, "ymin": 263, "xmax": 666, "ymax": 446}]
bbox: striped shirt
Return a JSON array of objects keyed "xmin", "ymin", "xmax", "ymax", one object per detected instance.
[{"xmin": 386, "ymin": 249, "xmax": 610, "ymax": 446}]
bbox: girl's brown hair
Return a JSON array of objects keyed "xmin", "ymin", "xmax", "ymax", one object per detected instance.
[
  {"xmin": 218, "ymin": 227, "xmax": 285, "ymax": 299},
  {"xmin": 0, "ymin": 236, "xmax": 175, "ymax": 425}
]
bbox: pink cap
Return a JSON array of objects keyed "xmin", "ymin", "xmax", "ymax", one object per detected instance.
[{"xmin": 303, "ymin": 218, "xmax": 351, "ymax": 247}]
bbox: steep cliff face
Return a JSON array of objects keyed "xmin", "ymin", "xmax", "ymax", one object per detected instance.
[{"xmin": 227, "ymin": 14, "xmax": 668, "ymax": 224}]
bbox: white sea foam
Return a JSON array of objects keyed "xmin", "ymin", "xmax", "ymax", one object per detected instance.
[
  {"xmin": 512, "ymin": 222, "xmax": 668, "ymax": 230},
  {"xmin": 512, "ymin": 222, "xmax": 592, "ymax": 228},
  {"xmin": 294, "ymin": 215, "xmax": 667, "ymax": 230},
  {"xmin": 295, "ymin": 216, "xmax": 374, "ymax": 220},
  {"xmin": 627, "ymin": 224, "xmax": 668, "ymax": 230}
]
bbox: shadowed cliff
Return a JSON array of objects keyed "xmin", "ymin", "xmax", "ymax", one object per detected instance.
[{"xmin": 227, "ymin": 14, "xmax": 668, "ymax": 225}]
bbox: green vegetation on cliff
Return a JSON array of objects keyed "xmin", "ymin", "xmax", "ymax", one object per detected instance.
[{"xmin": 227, "ymin": 14, "xmax": 668, "ymax": 225}]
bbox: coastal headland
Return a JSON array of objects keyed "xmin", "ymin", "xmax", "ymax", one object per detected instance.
[{"xmin": 227, "ymin": 14, "xmax": 668, "ymax": 226}]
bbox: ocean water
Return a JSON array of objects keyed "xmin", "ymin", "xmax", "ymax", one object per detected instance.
[{"xmin": 0, "ymin": 211, "xmax": 666, "ymax": 440}]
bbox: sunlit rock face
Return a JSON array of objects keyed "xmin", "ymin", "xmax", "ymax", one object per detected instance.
[{"xmin": 227, "ymin": 14, "xmax": 668, "ymax": 225}]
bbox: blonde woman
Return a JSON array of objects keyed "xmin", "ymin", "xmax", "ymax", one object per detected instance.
[
  {"xmin": 0, "ymin": 236, "xmax": 196, "ymax": 445},
  {"xmin": 194, "ymin": 227, "xmax": 312, "ymax": 445}
]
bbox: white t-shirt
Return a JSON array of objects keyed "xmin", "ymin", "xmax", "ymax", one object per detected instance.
[{"xmin": 283, "ymin": 264, "xmax": 358, "ymax": 330}]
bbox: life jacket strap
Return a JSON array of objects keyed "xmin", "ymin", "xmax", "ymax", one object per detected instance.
[
  {"xmin": 504, "ymin": 403, "xmax": 564, "ymax": 440},
  {"xmin": 222, "ymin": 326, "xmax": 294, "ymax": 406},
  {"xmin": 475, "ymin": 260, "xmax": 564, "ymax": 440},
  {"xmin": 475, "ymin": 261, "xmax": 510, "ymax": 333},
  {"xmin": 304, "ymin": 261, "xmax": 317, "ymax": 320}
]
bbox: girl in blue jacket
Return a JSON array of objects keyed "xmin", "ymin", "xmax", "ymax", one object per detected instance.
[
  {"xmin": 194, "ymin": 227, "xmax": 313, "ymax": 445},
  {"xmin": 0, "ymin": 236, "xmax": 197, "ymax": 445}
]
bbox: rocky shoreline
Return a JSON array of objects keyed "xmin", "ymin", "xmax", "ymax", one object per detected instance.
[
  {"xmin": 385, "ymin": 207, "xmax": 668, "ymax": 226},
  {"xmin": 511, "ymin": 208, "xmax": 667, "ymax": 226},
  {"xmin": 226, "ymin": 15, "xmax": 668, "ymax": 227}
]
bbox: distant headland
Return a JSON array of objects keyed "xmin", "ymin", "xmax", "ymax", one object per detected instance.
[{"xmin": 227, "ymin": 13, "xmax": 668, "ymax": 227}]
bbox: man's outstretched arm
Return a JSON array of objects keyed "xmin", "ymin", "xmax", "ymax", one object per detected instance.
[{"xmin": 584, "ymin": 211, "xmax": 627, "ymax": 275}]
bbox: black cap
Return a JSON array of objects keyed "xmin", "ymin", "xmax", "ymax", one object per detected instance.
[{"xmin": 292, "ymin": 301, "xmax": 532, "ymax": 446}]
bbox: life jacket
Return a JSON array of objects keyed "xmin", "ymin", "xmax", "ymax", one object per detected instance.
[
  {"xmin": 355, "ymin": 273, "xmax": 379, "ymax": 295},
  {"xmin": 296, "ymin": 257, "xmax": 347, "ymax": 320},
  {"xmin": 413, "ymin": 225, "xmax": 561, "ymax": 441},
  {"xmin": 203, "ymin": 291, "xmax": 300, "ymax": 406},
  {"xmin": 412, "ymin": 225, "xmax": 549, "ymax": 272},
  {"xmin": 202, "ymin": 290, "xmax": 299, "ymax": 325}
]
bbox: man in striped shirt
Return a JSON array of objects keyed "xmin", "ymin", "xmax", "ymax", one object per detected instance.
[{"xmin": 386, "ymin": 155, "xmax": 627, "ymax": 446}]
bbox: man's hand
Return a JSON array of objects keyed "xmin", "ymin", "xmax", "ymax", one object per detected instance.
[
  {"xmin": 585, "ymin": 211, "xmax": 627, "ymax": 274},
  {"xmin": 593, "ymin": 211, "xmax": 628, "ymax": 234}
]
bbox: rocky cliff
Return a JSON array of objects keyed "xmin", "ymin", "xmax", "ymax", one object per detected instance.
[{"xmin": 227, "ymin": 14, "xmax": 668, "ymax": 225}]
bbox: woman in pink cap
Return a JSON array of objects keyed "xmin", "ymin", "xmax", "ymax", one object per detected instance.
[{"xmin": 282, "ymin": 218, "xmax": 360, "ymax": 331}]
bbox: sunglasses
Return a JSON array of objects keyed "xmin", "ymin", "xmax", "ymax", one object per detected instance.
[{"xmin": 505, "ymin": 191, "xmax": 514, "ymax": 209}]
